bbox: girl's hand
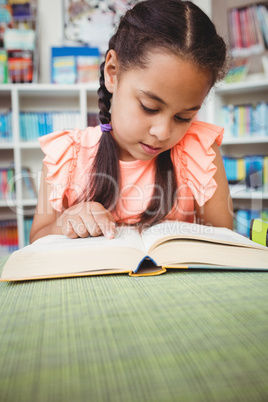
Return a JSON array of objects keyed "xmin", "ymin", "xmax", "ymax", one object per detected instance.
[{"xmin": 57, "ymin": 202, "xmax": 116, "ymax": 239}]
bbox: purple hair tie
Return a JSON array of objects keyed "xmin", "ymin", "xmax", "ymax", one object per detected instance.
[{"xmin": 100, "ymin": 123, "xmax": 112, "ymax": 132}]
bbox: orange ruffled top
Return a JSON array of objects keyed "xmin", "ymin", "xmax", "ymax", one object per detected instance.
[{"xmin": 39, "ymin": 120, "xmax": 223, "ymax": 224}]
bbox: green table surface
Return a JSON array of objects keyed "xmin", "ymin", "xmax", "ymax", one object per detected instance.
[{"xmin": 0, "ymin": 255, "xmax": 268, "ymax": 402}]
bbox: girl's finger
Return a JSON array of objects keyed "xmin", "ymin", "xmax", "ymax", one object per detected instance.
[
  {"xmin": 92, "ymin": 211, "xmax": 116, "ymax": 239},
  {"xmin": 79, "ymin": 210, "xmax": 103, "ymax": 237},
  {"xmin": 67, "ymin": 217, "xmax": 89, "ymax": 238}
]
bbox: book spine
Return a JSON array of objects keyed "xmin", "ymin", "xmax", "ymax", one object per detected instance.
[
  {"xmin": 22, "ymin": 167, "xmax": 37, "ymax": 199},
  {"xmin": 0, "ymin": 110, "xmax": 12, "ymax": 142},
  {"xmin": 24, "ymin": 216, "xmax": 33, "ymax": 246},
  {"xmin": 0, "ymin": 167, "xmax": 15, "ymax": 200}
]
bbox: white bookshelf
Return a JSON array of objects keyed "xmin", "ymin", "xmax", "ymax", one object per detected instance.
[
  {"xmin": 0, "ymin": 83, "xmax": 99, "ymax": 249},
  {"xmin": 204, "ymin": 77, "xmax": 268, "ymax": 209},
  {"xmin": 205, "ymin": 0, "xmax": 268, "ymax": 230},
  {"xmin": 1, "ymin": 74, "xmax": 268, "ymax": 248}
]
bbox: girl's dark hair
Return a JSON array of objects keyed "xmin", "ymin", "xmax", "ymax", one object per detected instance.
[{"xmin": 84, "ymin": 0, "xmax": 227, "ymax": 229}]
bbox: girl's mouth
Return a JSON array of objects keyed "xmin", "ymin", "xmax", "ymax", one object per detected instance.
[{"xmin": 140, "ymin": 142, "xmax": 162, "ymax": 155}]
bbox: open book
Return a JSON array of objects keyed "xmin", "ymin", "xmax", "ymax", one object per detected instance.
[{"xmin": 1, "ymin": 221, "xmax": 268, "ymax": 281}]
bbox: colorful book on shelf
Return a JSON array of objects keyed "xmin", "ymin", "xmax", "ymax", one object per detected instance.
[
  {"xmin": 0, "ymin": 50, "xmax": 8, "ymax": 84},
  {"xmin": 11, "ymin": 2, "xmax": 32, "ymax": 19},
  {"xmin": 223, "ymin": 155, "xmax": 268, "ymax": 190},
  {"xmin": 1, "ymin": 221, "xmax": 268, "ymax": 282},
  {"xmin": 0, "ymin": 167, "xmax": 15, "ymax": 201},
  {"xmin": 7, "ymin": 49, "xmax": 33, "ymax": 83},
  {"xmin": 4, "ymin": 28, "xmax": 35, "ymax": 51},
  {"xmin": 0, "ymin": 219, "xmax": 18, "ymax": 257},
  {"xmin": 21, "ymin": 167, "xmax": 37, "ymax": 199},
  {"xmin": 256, "ymin": 4, "xmax": 268, "ymax": 48},
  {"xmin": 245, "ymin": 155, "xmax": 264, "ymax": 190},
  {"xmin": 52, "ymin": 55, "xmax": 76, "ymax": 85},
  {"xmin": 24, "ymin": 216, "xmax": 33, "ymax": 247},
  {"xmin": 0, "ymin": 109, "xmax": 12, "ymax": 142},
  {"xmin": 51, "ymin": 47, "xmax": 100, "ymax": 84}
]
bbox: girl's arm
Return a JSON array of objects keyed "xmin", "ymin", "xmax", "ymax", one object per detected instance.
[
  {"xmin": 194, "ymin": 142, "xmax": 233, "ymax": 229},
  {"xmin": 30, "ymin": 164, "xmax": 116, "ymax": 243},
  {"xmin": 30, "ymin": 164, "xmax": 62, "ymax": 243}
]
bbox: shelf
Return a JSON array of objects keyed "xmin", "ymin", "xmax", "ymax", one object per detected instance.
[
  {"xmin": 215, "ymin": 78, "xmax": 268, "ymax": 95},
  {"xmin": 0, "ymin": 83, "xmax": 99, "ymax": 93},
  {"xmin": 222, "ymin": 137, "xmax": 268, "ymax": 145},
  {"xmin": 21, "ymin": 199, "xmax": 37, "ymax": 206},
  {"xmin": 0, "ymin": 143, "xmax": 15, "ymax": 150},
  {"xmin": 0, "ymin": 141, "xmax": 41, "ymax": 149},
  {"xmin": 0, "ymin": 200, "xmax": 8, "ymax": 208},
  {"xmin": 230, "ymin": 191, "xmax": 268, "ymax": 200},
  {"xmin": 0, "ymin": 84, "xmax": 100, "ymax": 248},
  {"xmin": 0, "ymin": 199, "xmax": 16, "ymax": 208},
  {"xmin": 0, "ymin": 199, "xmax": 37, "ymax": 208},
  {"xmin": 19, "ymin": 141, "xmax": 41, "ymax": 149}
]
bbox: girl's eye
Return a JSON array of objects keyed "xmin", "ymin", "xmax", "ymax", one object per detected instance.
[
  {"xmin": 175, "ymin": 116, "xmax": 192, "ymax": 123},
  {"xmin": 141, "ymin": 102, "xmax": 192, "ymax": 123},
  {"xmin": 140, "ymin": 103, "xmax": 159, "ymax": 113}
]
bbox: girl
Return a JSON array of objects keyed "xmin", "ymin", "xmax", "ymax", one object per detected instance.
[{"xmin": 30, "ymin": 0, "xmax": 233, "ymax": 243}]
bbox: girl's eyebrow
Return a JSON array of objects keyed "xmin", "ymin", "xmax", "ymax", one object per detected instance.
[{"xmin": 139, "ymin": 90, "xmax": 201, "ymax": 111}]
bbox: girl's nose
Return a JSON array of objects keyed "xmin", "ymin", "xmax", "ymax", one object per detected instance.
[{"xmin": 149, "ymin": 121, "xmax": 171, "ymax": 142}]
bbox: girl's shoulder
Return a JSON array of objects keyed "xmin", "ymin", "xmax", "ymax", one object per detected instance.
[
  {"xmin": 172, "ymin": 120, "xmax": 224, "ymax": 207},
  {"xmin": 39, "ymin": 125, "xmax": 102, "ymax": 154},
  {"xmin": 183, "ymin": 120, "xmax": 224, "ymax": 148},
  {"xmin": 172, "ymin": 120, "xmax": 224, "ymax": 159},
  {"xmin": 39, "ymin": 126, "xmax": 102, "ymax": 212}
]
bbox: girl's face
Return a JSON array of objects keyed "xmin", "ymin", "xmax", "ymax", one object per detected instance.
[{"xmin": 104, "ymin": 50, "xmax": 212, "ymax": 162}]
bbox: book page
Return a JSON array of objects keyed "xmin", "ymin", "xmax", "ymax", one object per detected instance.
[
  {"xmin": 1, "ymin": 226, "xmax": 147, "ymax": 281},
  {"xmin": 22, "ymin": 225, "xmax": 146, "ymax": 253},
  {"xmin": 141, "ymin": 221, "xmax": 266, "ymax": 253}
]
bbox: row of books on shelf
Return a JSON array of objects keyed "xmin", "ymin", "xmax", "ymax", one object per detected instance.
[
  {"xmin": 223, "ymin": 155, "xmax": 268, "ymax": 190},
  {"xmin": 0, "ymin": 216, "xmax": 32, "ymax": 257},
  {"xmin": 0, "ymin": 166, "xmax": 37, "ymax": 201},
  {"xmin": 0, "ymin": 1, "xmax": 37, "ymax": 83},
  {"xmin": 234, "ymin": 209, "xmax": 268, "ymax": 237},
  {"xmin": 0, "ymin": 111, "xmax": 100, "ymax": 142},
  {"xmin": 228, "ymin": 3, "xmax": 268, "ymax": 58},
  {"xmin": 221, "ymin": 102, "xmax": 268, "ymax": 138},
  {"xmin": 19, "ymin": 111, "xmax": 82, "ymax": 141}
]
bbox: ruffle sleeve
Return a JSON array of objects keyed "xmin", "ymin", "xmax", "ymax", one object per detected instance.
[
  {"xmin": 39, "ymin": 128, "xmax": 82, "ymax": 212},
  {"xmin": 174, "ymin": 121, "xmax": 224, "ymax": 207}
]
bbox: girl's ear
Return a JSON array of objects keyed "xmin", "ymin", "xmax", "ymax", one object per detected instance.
[{"xmin": 104, "ymin": 50, "xmax": 118, "ymax": 93}]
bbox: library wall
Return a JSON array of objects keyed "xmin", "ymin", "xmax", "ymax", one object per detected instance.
[
  {"xmin": 38, "ymin": 0, "xmax": 63, "ymax": 83},
  {"xmin": 37, "ymin": 0, "xmax": 211, "ymax": 83}
]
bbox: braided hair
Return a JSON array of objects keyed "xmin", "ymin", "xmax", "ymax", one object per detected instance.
[{"xmin": 84, "ymin": 0, "xmax": 227, "ymax": 229}]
